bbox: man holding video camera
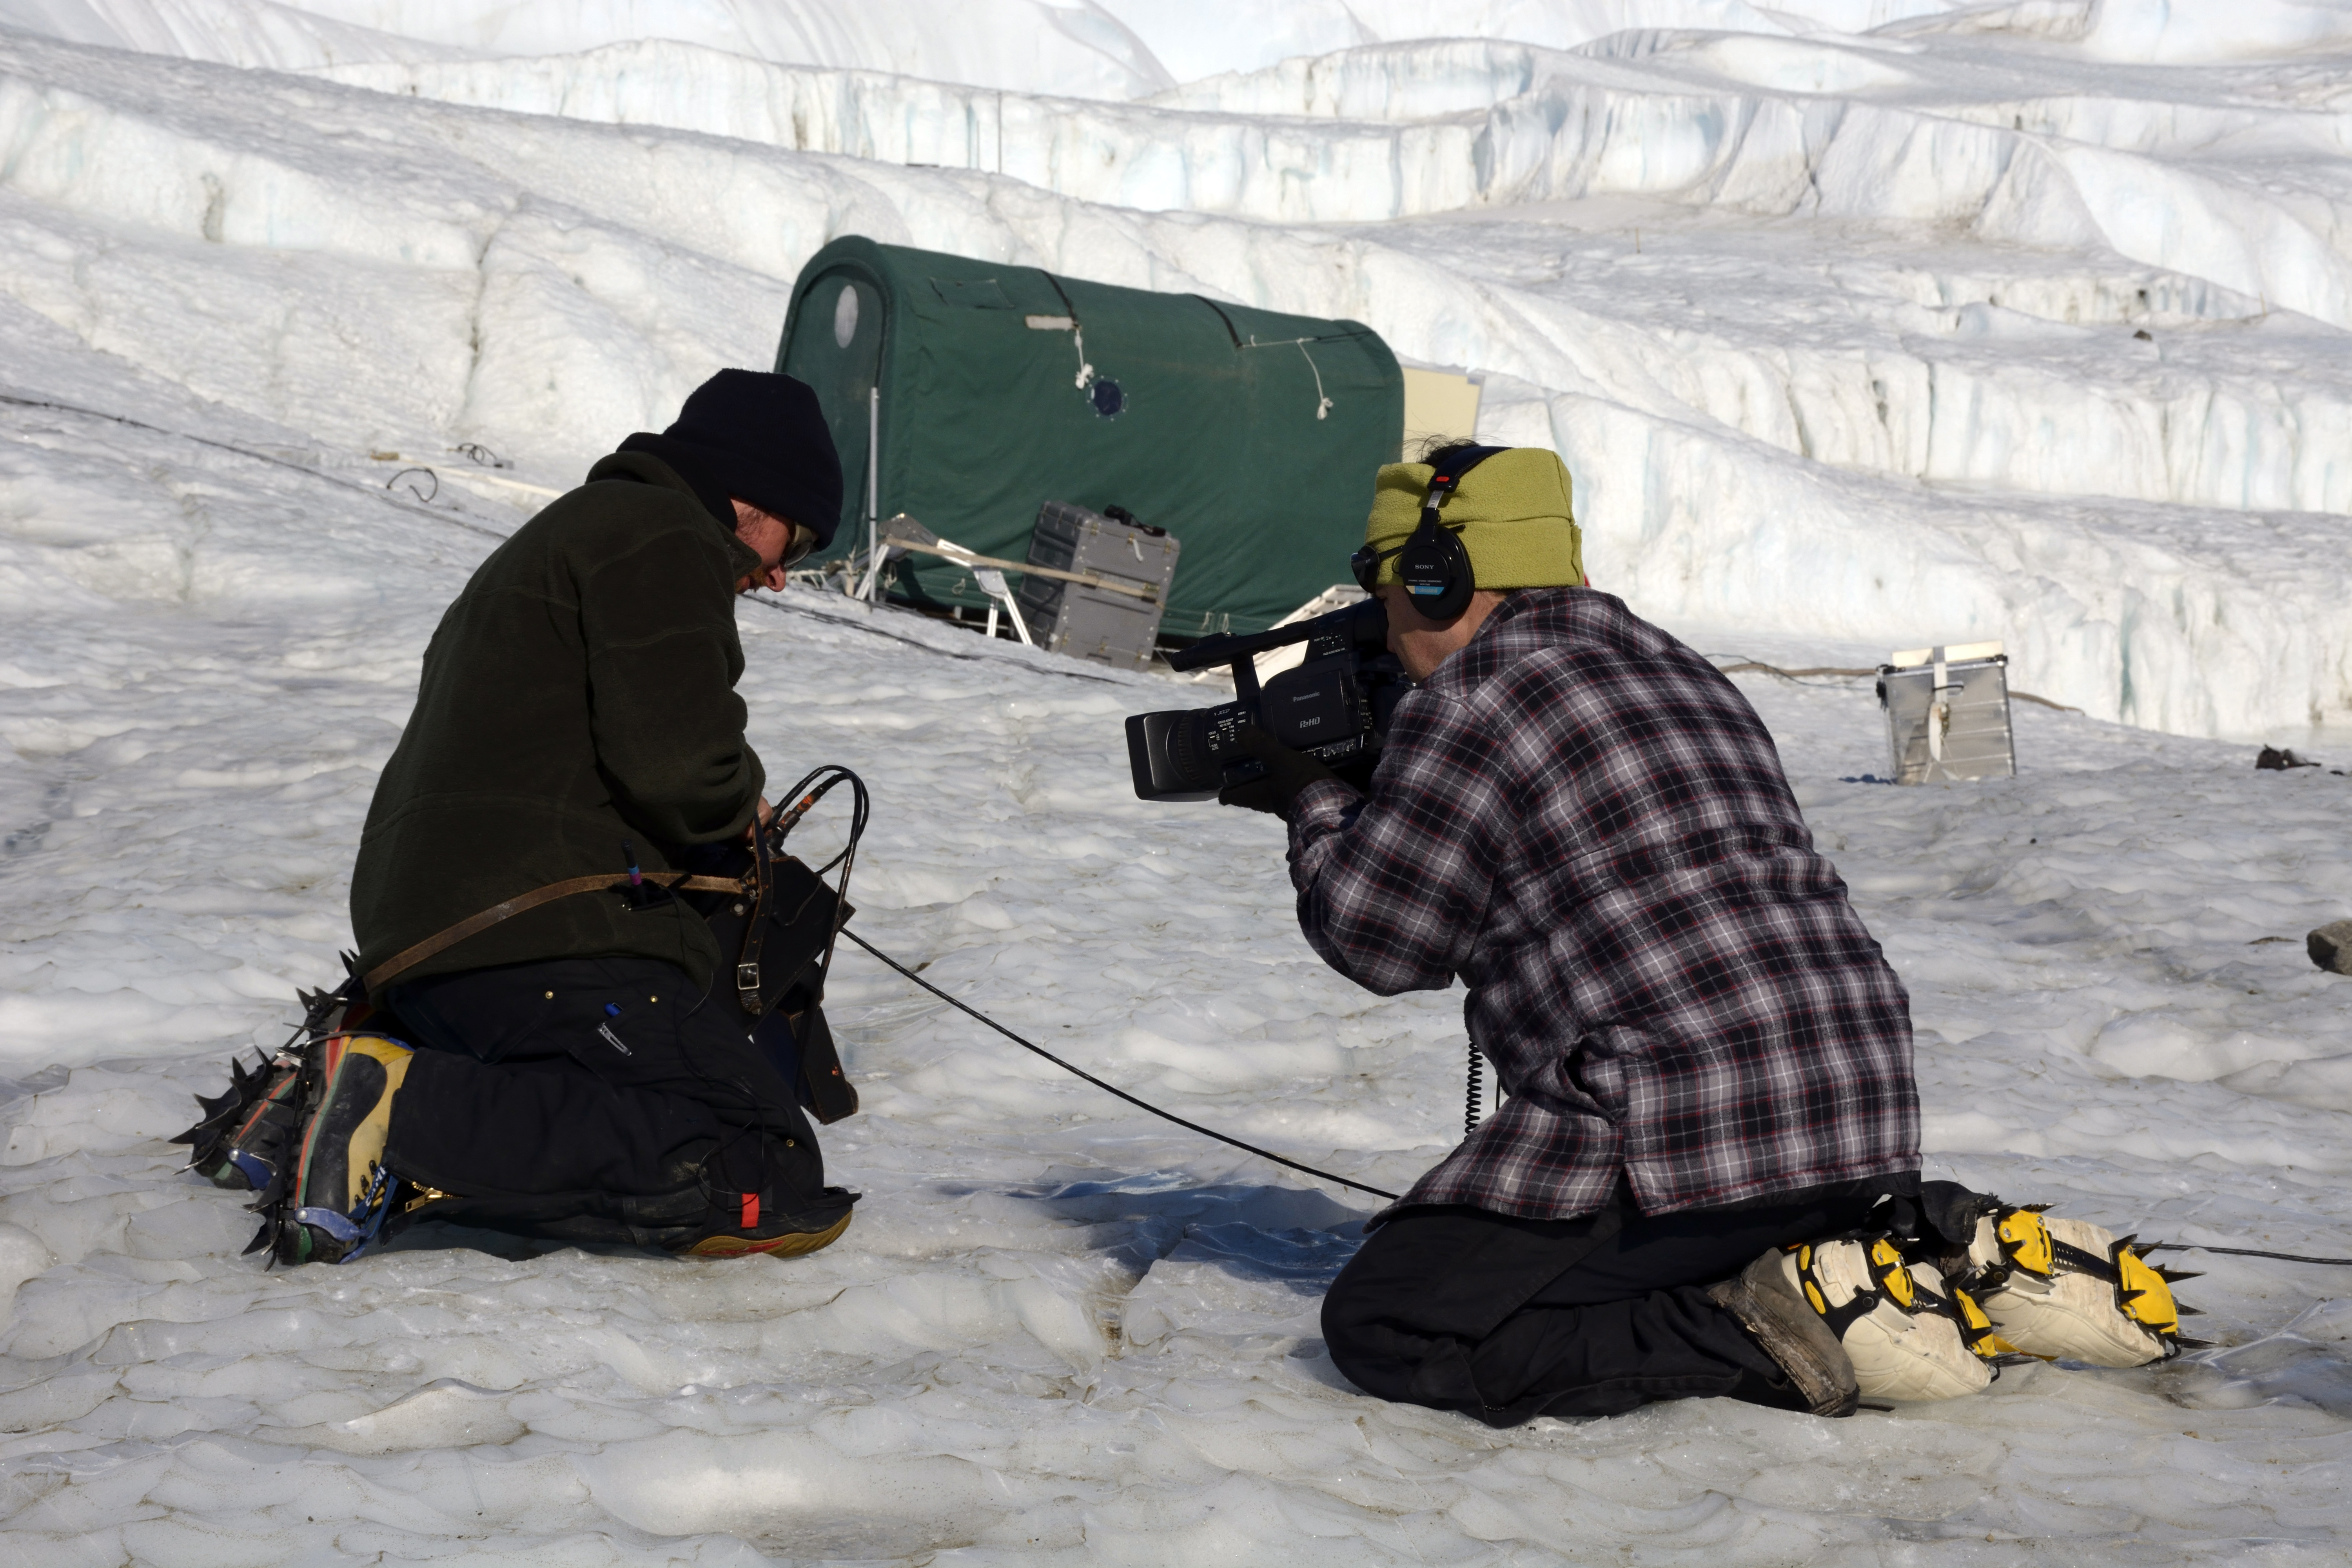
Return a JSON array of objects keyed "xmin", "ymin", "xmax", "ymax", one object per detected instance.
[{"xmin": 1218, "ymin": 445, "xmax": 1967, "ymax": 1421}]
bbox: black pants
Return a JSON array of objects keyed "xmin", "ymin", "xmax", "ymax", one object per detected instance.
[
  {"xmin": 377, "ymin": 956, "xmax": 830, "ymax": 1248},
  {"xmin": 1321, "ymin": 1177, "xmax": 1906, "ymax": 1426}
]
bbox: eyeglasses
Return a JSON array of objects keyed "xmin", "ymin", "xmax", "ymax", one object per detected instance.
[{"xmin": 779, "ymin": 523, "xmax": 817, "ymax": 570}]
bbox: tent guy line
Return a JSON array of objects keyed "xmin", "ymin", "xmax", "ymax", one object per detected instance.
[{"xmin": 0, "ymin": 385, "xmax": 1145, "ymax": 689}]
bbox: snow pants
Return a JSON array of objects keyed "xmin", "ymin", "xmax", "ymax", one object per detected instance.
[
  {"xmin": 375, "ymin": 955, "xmax": 829, "ymax": 1249},
  {"xmin": 1320, "ymin": 1177, "xmax": 1906, "ymax": 1426}
]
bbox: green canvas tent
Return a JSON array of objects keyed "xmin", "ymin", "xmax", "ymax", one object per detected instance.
[{"xmin": 773, "ymin": 236, "xmax": 1403, "ymax": 635}]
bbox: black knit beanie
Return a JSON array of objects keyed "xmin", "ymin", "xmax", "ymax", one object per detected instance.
[{"xmin": 618, "ymin": 369, "xmax": 844, "ymax": 546}]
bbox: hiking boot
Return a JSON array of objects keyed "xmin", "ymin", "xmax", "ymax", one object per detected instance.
[
  {"xmin": 1717, "ymin": 1237, "xmax": 1997, "ymax": 1408},
  {"xmin": 673, "ymin": 1186, "xmax": 858, "ymax": 1259},
  {"xmin": 1954, "ymin": 1206, "xmax": 2196, "ymax": 1366},
  {"xmin": 280, "ymin": 1034, "xmax": 414, "ymax": 1266},
  {"xmin": 174, "ymin": 1052, "xmax": 302, "ymax": 1191}
]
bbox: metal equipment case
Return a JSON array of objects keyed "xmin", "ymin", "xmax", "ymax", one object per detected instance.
[
  {"xmin": 1875, "ymin": 641, "xmax": 2017, "ymax": 784},
  {"xmin": 1017, "ymin": 501, "xmax": 1179, "ymax": 670}
]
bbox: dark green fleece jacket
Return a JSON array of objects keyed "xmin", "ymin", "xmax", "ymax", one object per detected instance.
[{"xmin": 350, "ymin": 451, "xmax": 765, "ymax": 993}]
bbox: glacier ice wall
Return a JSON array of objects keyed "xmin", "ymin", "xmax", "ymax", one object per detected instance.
[
  {"xmin": 0, "ymin": 14, "xmax": 2347, "ymax": 735},
  {"xmin": 0, "ymin": 0, "xmax": 2004, "ymax": 86}
]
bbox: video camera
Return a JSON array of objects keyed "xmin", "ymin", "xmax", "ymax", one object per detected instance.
[{"xmin": 1126, "ymin": 597, "xmax": 1407, "ymax": 801}]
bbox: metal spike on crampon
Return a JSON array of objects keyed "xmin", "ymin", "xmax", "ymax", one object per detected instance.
[
  {"xmin": 173, "ymin": 1051, "xmax": 288, "ymax": 1186},
  {"xmin": 1957, "ymin": 1205, "xmax": 2200, "ymax": 1367},
  {"xmin": 181, "ymin": 976, "xmax": 354, "ymax": 1256},
  {"xmin": 244, "ymin": 1029, "xmax": 334, "ymax": 1268}
]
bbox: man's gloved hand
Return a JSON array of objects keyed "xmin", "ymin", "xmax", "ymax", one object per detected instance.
[{"xmin": 1216, "ymin": 724, "xmax": 1343, "ymax": 820}]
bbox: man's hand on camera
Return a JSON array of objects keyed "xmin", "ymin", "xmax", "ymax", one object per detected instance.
[{"xmin": 1217, "ymin": 724, "xmax": 1342, "ymax": 820}]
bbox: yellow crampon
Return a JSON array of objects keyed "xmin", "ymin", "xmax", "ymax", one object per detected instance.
[
  {"xmin": 1866, "ymin": 1236, "xmax": 1916, "ymax": 1307},
  {"xmin": 2112, "ymin": 1237, "xmax": 2187, "ymax": 1340},
  {"xmin": 1867, "ymin": 1233, "xmax": 2014, "ymax": 1362},
  {"xmin": 1943, "ymin": 1274, "xmax": 2022, "ymax": 1359},
  {"xmin": 1994, "ymin": 1203, "xmax": 2054, "ymax": 1278},
  {"xmin": 1961, "ymin": 1206, "xmax": 2204, "ymax": 1367},
  {"xmin": 1782, "ymin": 1237, "xmax": 1996, "ymax": 1401}
]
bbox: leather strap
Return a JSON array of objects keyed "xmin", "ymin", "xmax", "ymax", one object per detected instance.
[{"xmin": 362, "ymin": 871, "xmax": 747, "ymax": 996}]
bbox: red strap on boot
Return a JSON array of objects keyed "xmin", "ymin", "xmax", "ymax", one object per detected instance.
[{"xmin": 740, "ymin": 1192, "xmax": 760, "ymax": 1230}]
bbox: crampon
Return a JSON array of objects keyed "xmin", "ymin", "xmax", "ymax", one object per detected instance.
[{"xmin": 172, "ymin": 958, "xmax": 406, "ymax": 1267}]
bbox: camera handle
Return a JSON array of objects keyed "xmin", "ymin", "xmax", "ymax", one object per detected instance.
[
  {"xmin": 1166, "ymin": 596, "xmax": 1385, "ymax": 678},
  {"xmin": 1166, "ymin": 595, "xmax": 1389, "ymax": 737},
  {"xmin": 1230, "ymin": 645, "xmax": 1261, "ymax": 710}
]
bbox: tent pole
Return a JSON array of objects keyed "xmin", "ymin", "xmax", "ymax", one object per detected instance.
[{"xmin": 862, "ymin": 385, "xmax": 880, "ymax": 601}]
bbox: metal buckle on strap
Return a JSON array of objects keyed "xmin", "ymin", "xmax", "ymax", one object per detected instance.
[{"xmin": 737, "ymin": 962, "xmax": 760, "ymax": 993}]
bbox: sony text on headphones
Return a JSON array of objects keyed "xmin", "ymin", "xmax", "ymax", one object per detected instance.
[{"xmin": 1350, "ymin": 445, "xmax": 1509, "ymax": 621}]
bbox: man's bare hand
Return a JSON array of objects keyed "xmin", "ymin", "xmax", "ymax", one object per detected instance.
[{"xmin": 748, "ymin": 795, "xmax": 773, "ymax": 842}]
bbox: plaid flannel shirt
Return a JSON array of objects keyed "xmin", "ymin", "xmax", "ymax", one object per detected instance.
[{"xmin": 1287, "ymin": 588, "xmax": 1919, "ymax": 1222}]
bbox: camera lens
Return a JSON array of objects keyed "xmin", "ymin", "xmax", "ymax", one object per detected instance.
[{"xmin": 1168, "ymin": 710, "xmax": 1215, "ymax": 791}]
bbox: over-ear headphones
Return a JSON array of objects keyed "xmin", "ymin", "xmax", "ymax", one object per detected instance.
[{"xmin": 1352, "ymin": 445, "xmax": 1508, "ymax": 621}]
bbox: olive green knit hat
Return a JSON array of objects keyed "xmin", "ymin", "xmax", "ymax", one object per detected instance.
[{"xmin": 1361, "ymin": 447, "xmax": 1584, "ymax": 590}]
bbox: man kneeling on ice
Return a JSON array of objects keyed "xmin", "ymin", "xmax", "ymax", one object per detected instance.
[
  {"xmin": 181, "ymin": 369, "xmax": 860, "ymax": 1264},
  {"xmin": 1218, "ymin": 445, "xmax": 2196, "ymax": 1419}
]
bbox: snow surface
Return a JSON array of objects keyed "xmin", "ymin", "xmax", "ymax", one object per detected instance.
[{"xmin": 3, "ymin": 2, "xmax": 2352, "ymax": 1562}]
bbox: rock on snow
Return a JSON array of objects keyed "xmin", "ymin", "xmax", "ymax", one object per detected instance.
[{"xmin": 1, "ymin": 2, "xmax": 2351, "ymax": 1563}]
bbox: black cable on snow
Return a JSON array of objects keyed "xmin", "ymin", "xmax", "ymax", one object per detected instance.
[
  {"xmin": 840, "ymin": 929, "xmax": 1399, "ymax": 1203},
  {"xmin": 2143, "ymin": 1242, "xmax": 2352, "ymax": 1267},
  {"xmin": 838, "ymin": 934, "xmax": 2352, "ymax": 1238}
]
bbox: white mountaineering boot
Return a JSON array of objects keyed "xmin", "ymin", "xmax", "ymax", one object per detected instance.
[
  {"xmin": 1955, "ymin": 1205, "xmax": 2196, "ymax": 1367},
  {"xmin": 1719, "ymin": 1237, "xmax": 1998, "ymax": 1406}
]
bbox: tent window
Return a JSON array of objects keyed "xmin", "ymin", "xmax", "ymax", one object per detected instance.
[
  {"xmin": 832, "ymin": 283, "xmax": 859, "ymax": 347},
  {"xmin": 931, "ymin": 278, "xmax": 1013, "ymax": 310}
]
